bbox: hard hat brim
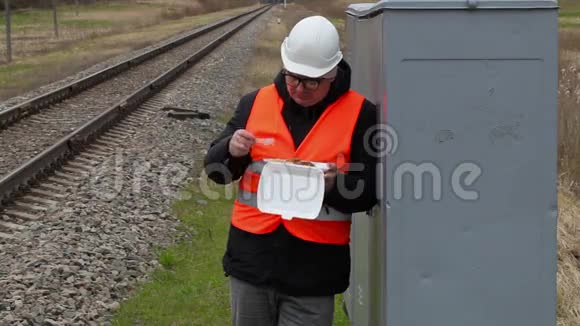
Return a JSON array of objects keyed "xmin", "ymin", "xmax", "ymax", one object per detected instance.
[{"xmin": 280, "ymin": 41, "xmax": 343, "ymax": 78}]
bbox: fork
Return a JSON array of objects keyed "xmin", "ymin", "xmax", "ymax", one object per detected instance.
[{"xmin": 256, "ymin": 137, "xmax": 275, "ymax": 145}]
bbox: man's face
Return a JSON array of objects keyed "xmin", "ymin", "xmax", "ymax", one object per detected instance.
[{"xmin": 284, "ymin": 70, "xmax": 334, "ymax": 107}]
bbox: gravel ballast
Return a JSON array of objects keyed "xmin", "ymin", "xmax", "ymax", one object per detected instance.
[
  {"xmin": 0, "ymin": 10, "xmax": 253, "ymax": 113},
  {"xmin": 0, "ymin": 13, "xmax": 257, "ymax": 179},
  {"xmin": 0, "ymin": 8, "xmax": 273, "ymax": 325}
]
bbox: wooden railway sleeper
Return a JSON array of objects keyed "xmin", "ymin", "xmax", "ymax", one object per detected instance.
[
  {"xmin": 29, "ymin": 188, "xmax": 66, "ymax": 199},
  {"xmin": 21, "ymin": 195, "xmax": 59, "ymax": 207},
  {"xmin": 37, "ymin": 182, "xmax": 67, "ymax": 193},
  {"xmin": 61, "ymin": 166, "xmax": 90, "ymax": 176},
  {"xmin": 47, "ymin": 176, "xmax": 77, "ymax": 187},
  {"xmin": 3, "ymin": 209, "xmax": 39, "ymax": 221},
  {"xmin": 54, "ymin": 171, "xmax": 82, "ymax": 182},
  {"xmin": 13, "ymin": 200, "xmax": 49, "ymax": 212}
]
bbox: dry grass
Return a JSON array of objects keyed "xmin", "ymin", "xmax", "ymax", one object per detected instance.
[
  {"xmin": 557, "ymin": 191, "xmax": 580, "ymax": 326},
  {"xmin": 560, "ymin": 0, "xmax": 580, "ymax": 12},
  {"xmin": 557, "ymin": 26, "xmax": 580, "ymax": 326},
  {"xmin": 0, "ymin": 4, "xmax": 155, "ymax": 60},
  {"xmin": 294, "ymin": 0, "xmax": 353, "ymax": 21},
  {"xmin": 0, "ymin": 4, "xmax": 258, "ymax": 100},
  {"xmin": 238, "ymin": 6, "xmax": 302, "ymax": 95},
  {"xmin": 558, "ymin": 29, "xmax": 580, "ymax": 193},
  {"xmin": 0, "ymin": 0, "xmax": 256, "ymax": 62}
]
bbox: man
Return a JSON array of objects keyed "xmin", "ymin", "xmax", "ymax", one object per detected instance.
[{"xmin": 204, "ymin": 15, "xmax": 378, "ymax": 326}]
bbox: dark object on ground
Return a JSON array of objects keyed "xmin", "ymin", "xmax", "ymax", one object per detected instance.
[{"xmin": 163, "ymin": 106, "xmax": 211, "ymax": 120}]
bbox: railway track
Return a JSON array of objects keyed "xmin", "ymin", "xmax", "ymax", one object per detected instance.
[{"xmin": 0, "ymin": 5, "xmax": 271, "ymax": 239}]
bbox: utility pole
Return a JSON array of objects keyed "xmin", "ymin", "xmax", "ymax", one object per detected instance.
[
  {"xmin": 4, "ymin": 0, "xmax": 11, "ymax": 63},
  {"xmin": 52, "ymin": 0, "xmax": 59, "ymax": 38},
  {"xmin": 75, "ymin": 0, "xmax": 79, "ymax": 16}
]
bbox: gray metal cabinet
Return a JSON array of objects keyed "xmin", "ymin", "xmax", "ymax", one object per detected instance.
[{"xmin": 345, "ymin": 1, "xmax": 559, "ymax": 325}]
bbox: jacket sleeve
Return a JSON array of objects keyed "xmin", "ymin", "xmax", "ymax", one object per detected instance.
[
  {"xmin": 324, "ymin": 99, "xmax": 379, "ymax": 213},
  {"xmin": 203, "ymin": 90, "xmax": 258, "ymax": 184}
]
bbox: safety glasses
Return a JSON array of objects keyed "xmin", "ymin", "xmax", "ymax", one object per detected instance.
[{"xmin": 282, "ymin": 70, "xmax": 329, "ymax": 91}]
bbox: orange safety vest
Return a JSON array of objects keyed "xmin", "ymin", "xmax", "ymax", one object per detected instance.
[{"xmin": 231, "ymin": 84, "xmax": 365, "ymax": 245}]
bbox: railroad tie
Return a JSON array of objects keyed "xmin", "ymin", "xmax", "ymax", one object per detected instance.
[
  {"xmin": 21, "ymin": 195, "xmax": 59, "ymax": 207},
  {"xmin": 87, "ymin": 145, "xmax": 114, "ymax": 155},
  {"xmin": 68, "ymin": 159, "xmax": 96, "ymax": 169},
  {"xmin": 95, "ymin": 139, "xmax": 121, "ymax": 148},
  {"xmin": 110, "ymin": 127, "xmax": 136, "ymax": 135},
  {"xmin": 29, "ymin": 188, "xmax": 66, "ymax": 199},
  {"xmin": 0, "ymin": 221, "xmax": 27, "ymax": 231},
  {"xmin": 54, "ymin": 171, "xmax": 82, "ymax": 182},
  {"xmin": 13, "ymin": 200, "xmax": 49, "ymax": 212},
  {"xmin": 99, "ymin": 135, "xmax": 122, "ymax": 145},
  {"xmin": 130, "ymin": 112, "xmax": 150, "ymax": 120},
  {"xmin": 79, "ymin": 152, "xmax": 105, "ymax": 161},
  {"xmin": 61, "ymin": 166, "xmax": 90, "ymax": 177},
  {"xmin": 106, "ymin": 130, "xmax": 132, "ymax": 138},
  {"xmin": 48, "ymin": 176, "xmax": 78, "ymax": 187},
  {"xmin": 3, "ymin": 209, "xmax": 39, "ymax": 221},
  {"xmin": 122, "ymin": 117, "xmax": 146, "ymax": 124},
  {"xmin": 37, "ymin": 182, "xmax": 66, "ymax": 193}
]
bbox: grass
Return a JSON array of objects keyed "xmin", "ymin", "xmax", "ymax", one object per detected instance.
[
  {"xmin": 559, "ymin": 7, "xmax": 580, "ymax": 29},
  {"xmin": 556, "ymin": 191, "xmax": 580, "ymax": 326},
  {"xmin": 0, "ymin": 62, "xmax": 34, "ymax": 75},
  {"xmin": 0, "ymin": 4, "xmax": 258, "ymax": 101},
  {"xmin": 0, "ymin": 10, "xmax": 49, "ymax": 26},
  {"xmin": 557, "ymin": 191, "xmax": 580, "ymax": 326},
  {"xmin": 0, "ymin": 5, "xmax": 132, "ymax": 30},
  {"xmin": 59, "ymin": 19, "xmax": 116, "ymax": 29},
  {"xmin": 111, "ymin": 180, "xmax": 349, "ymax": 325},
  {"xmin": 112, "ymin": 183, "xmax": 234, "ymax": 325},
  {"xmin": 560, "ymin": 11, "xmax": 580, "ymax": 18},
  {"xmin": 560, "ymin": 0, "xmax": 580, "ymax": 30},
  {"xmin": 237, "ymin": 11, "xmax": 290, "ymax": 95},
  {"xmin": 560, "ymin": 0, "xmax": 580, "ymax": 12},
  {"xmin": 558, "ymin": 56, "xmax": 580, "ymax": 325},
  {"xmin": 0, "ymin": 63, "xmax": 35, "ymax": 88},
  {"xmin": 561, "ymin": 22, "xmax": 580, "ymax": 28},
  {"xmin": 558, "ymin": 29, "xmax": 580, "ymax": 193}
]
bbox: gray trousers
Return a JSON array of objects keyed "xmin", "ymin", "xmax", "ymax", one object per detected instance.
[{"xmin": 229, "ymin": 276, "xmax": 335, "ymax": 326}]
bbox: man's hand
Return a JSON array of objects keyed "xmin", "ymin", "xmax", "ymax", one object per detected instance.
[
  {"xmin": 229, "ymin": 129, "xmax": 256, "ymax": 157},
  {"xmin": 324, "ymin": 163, "xmax": 337, "ymax": 193}
]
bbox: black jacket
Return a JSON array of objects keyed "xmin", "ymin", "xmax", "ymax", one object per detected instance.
[{"xmin": 203, "ymin": 59, "xmax": 378, "ymax": 296}]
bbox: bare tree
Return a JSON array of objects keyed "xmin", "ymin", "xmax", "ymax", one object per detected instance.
[{"xmin": 4, "ymin": 0, "xmax": 11, "ymax": 63}]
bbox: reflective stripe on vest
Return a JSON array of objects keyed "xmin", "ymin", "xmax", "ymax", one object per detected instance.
[{"xmin": 236, "ymin": 160, "xmax": 351, "ymax": 222}]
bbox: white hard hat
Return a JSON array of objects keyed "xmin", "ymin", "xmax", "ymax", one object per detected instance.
[{"xmin": 281, "ymin": 16, "xmax": 343, "ymax": 78}]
